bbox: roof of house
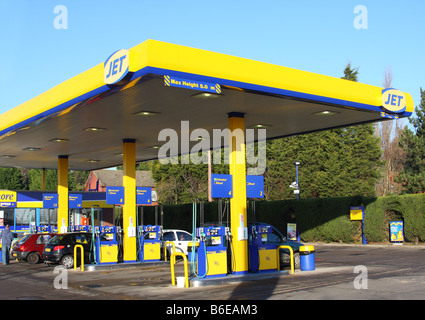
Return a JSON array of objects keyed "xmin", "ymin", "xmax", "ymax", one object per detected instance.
[{"xmin": 92, "ymin": 170, "xmax": 155, "ymax": 188}]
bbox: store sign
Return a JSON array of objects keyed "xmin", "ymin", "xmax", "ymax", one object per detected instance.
[
  {"xmin": 104, "ymin": 49, "xmax": 130, "ymax": 85},
  {"xmin": 381, "ymin": 88, "xmax": 406, "ymax": 113},
  {"xmin": 0, "ymin": 190, "xmax": 17, "ymax": 208}
]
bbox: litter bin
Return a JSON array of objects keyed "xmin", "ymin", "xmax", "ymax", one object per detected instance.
[{"xmin": 299, "ymin": 245, "xmax": 315, "ymax": 271}]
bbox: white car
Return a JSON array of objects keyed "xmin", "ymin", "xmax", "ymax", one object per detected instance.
[{"xmin": 161, "ymin": 229, "xmax": 198, "ymax": 256}]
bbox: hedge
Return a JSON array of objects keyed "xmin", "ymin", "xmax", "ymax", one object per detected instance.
[{"xmin": 140, "ymin": 193, "xmax": 425, "ymax": 244}]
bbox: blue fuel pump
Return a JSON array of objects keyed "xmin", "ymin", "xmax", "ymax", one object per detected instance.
[
  {"xmin": 248, "ymin": 223, "xmax": 278, "ymax": 273},
  {"xmin": 94, "ymin": 226, "xmax": 118, "ymax": 265},
  {"xmin": 138, "ymin": 225, "xmax": 162, "ymax": 262},
  {"xmin": 196, "ymin": 226, "xmax": 228, "ymax": 278}
]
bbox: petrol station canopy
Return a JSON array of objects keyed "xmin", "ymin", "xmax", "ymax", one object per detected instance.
[{"xmin": 0, "ymin": 39, "xmax": 414, "ymax": 171}]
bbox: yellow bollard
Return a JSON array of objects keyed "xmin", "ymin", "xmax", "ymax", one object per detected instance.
[
  {"xmin": 170, "ymin": 252, "xmax": 189, "ymax": 288},
  {"xmin": 163, "ymin": 241, "xmax": 176, "ymax": 262},
  {"xmin": 74, "ymin": 244, "xmax": 84, "ymax": 272},
  {"xmin": 276, "ymin": 245, "xmax": 294, "ymax": 275}
]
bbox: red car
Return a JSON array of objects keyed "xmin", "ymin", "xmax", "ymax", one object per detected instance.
[{"xmin": 11, "ymin": 233, "xmax": 56, "ymax": 264}]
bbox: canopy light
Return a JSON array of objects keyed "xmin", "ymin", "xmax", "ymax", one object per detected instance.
[
  {"xmin": 191, "ymin": 92, "xmax": 220, "ymax": 100},
  {"xmin": 23, "ymin": 147, "xmax": 41, "ymax": 151},
  {"xmin": 49, "ymin": 138, "xmax": 69, "ymax": 142},
  {"xmin": 313, "ymin": 110, "xmax": 338, "ymax": 116},
  {"xmin": 133, "ymin": 111, "xmax": 161, "ymax": 116},
  {"xmin": 84, "ymin": 127, "xmax": 105, "ymax": 132}
]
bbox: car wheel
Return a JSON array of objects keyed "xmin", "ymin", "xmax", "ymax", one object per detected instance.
[
  {"xmin": 27, "ymin": 252, "xmax": 40, "ymax": 264},
  {"xmin": 61, "ymin": 255, "xmax": 74, "ymax": 269},
  {"xmin": 280, "ymin": 252, "xmax": 301, "ymax": 269}
]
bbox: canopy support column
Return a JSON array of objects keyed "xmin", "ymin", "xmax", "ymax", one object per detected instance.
[
  {"xmin": 228, "ymin": 112, "xmax": 248, "ymax": 275},
  {"xmin": 58, "ymin": 155, "xmax": 69, "ymax": 233},
  {"xmin": 123, "ymin": 139, "xmax": 137, "ymax": 263}
]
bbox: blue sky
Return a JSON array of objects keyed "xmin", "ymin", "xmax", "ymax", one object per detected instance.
[{"xmin": 1, "ymin": 0, "xmax": 424, "ymax": 118}]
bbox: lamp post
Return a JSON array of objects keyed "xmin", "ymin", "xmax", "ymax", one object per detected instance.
[{"xmin": 294, "ymin": 161, "xmax": 300, "ymax": 200}]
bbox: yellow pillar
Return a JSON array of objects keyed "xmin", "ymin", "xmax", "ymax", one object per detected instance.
[
  {"xmin": 122, "ymin": 139, "xmax": 137, "ymax": 263},
  {"xmin": 57, "ymin": 156, "xmax": 69, "ymax": 233},
  {"xmin": 228, "ymin": 113, "xmax": 248, "ymax": 275}
]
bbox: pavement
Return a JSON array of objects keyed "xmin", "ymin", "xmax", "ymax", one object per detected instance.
[{"xmin": 1, "ymin": 243, "xmax": 425, "ymax": 304}]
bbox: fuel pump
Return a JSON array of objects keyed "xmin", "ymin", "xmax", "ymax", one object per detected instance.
[
  {"xmin": 247, "ymin": 200, "xmax": 277, "ymax": 273},
  {"xmin": 191, "ymin": 200, "xmax": 229, "ymax": 278},
  {"xmin": 94, "ymin": 226, "xmax": 119, "ymax": 265},
  {"xmin": 137, "ymin": 205, "xmax": 162, "ymax": 262},
  {"xmin": 248, "ymin": 223, "xmax": 277, "ymax": 272},
  {"xmin": 196, "ymin": 226, "xmax": 228, "ymax": 278}
]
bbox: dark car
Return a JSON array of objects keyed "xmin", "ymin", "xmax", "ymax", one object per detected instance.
[
  {"xmin": 11, "ymin": 233, "xmax": 55, "ymax": 264},
  {"xmin": 42, "ymin": 232, "xmax": 93, "ymax": 268}
]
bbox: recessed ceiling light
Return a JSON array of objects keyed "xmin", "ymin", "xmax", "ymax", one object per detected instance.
[
  {"xmin": 86, "ymin": 159, "xmax": 100, "ymax": 163},
  {"xmin": 133, "ymin": 111, "xmax": 161, "ymax": 116},
  {"xmin": 250, "ymin": 124, "xmax": 271, "ymax": 129},
  {"xmin": 49, "ymin": 138, "xmax": 69, "ymax": 142},
  {"xmin": 313, "ymin": 110, "xmax": 338, "ymax": 116},
  {"xmin": 114, "ymin": 153, "xmax": 124, "ymax": 156},
  {"xmin": 23, "ymin": 147, "xmax": 41, "ymax": 151},
  {"xmin": 150, "ymin": 146, "xmax": 160, "ymax": 149},
  {"xmin": 84, "ymin": 127, "xmax": 105, "ymax": 132},
  {"xmin": 191, "ymin": 92, "xmax": 220, "ymax": 100},
  {"xmin": 1, "ymin": 155, "xmax": 15, "ymax": 159}
]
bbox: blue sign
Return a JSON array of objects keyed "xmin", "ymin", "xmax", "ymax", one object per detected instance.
[
  {"xmin": 164, "ymin": 75, "xmax": 221, "ymax": 94},
  {"xmin": 381, "ymin": 88, "xmax": 406, "ymax": 113},
  {"xmin": 246, "ymin": 175, "xmax": 264, "ymax": 198},
  {"xmin": 211, "ymin": 174, "xmax": 233, "ymax": 198},
  {"xmin": 104, "ymin": 49, "xmax": 130, "ymax": 85},
  {"xmin": 106, "ymin": 187, "xmax": 125, "ymax": 205},
  {"xmin": 43, "ymin": 194, "xmax": 58, "ymax": 209},
  {"xmin": 69, "ymin": 194, "xmax": 82, "ymax": 209},
  {"xmin": 136, "ymin": 187, "xmax": 152, "ymax": 205}
]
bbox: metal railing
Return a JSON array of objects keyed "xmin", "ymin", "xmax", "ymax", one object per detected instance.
[
  {"xmin": 276, "ymin": 245, "xmax": 294, "ymax": 274},
  {"xmin": 170, "ymin": 252, "xmax": 189, "ymax": 288},
  {"xmin": 74, "ymin": 244, "xmax": 85, "ymax": 272}
]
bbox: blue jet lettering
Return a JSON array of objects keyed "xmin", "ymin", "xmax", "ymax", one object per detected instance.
[
  {"xmin": 384, "ymin": 94, "xmax": 404, "ymax": 107},
  {"xmin": 105, "ymin": 55, "xmax": 127, "ymax": 79}
]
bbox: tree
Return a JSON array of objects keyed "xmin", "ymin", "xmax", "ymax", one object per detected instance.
[
  {"xmin": 375, "ymin": 67, "xmax": 407, "ymax": 196},
  {"xmin": 0, "ymin": 168, "xmax": 26, "ymax": 190},
  {"xmin": 398, "ymin": 88, "xmax": 425, "ymax": 193}
]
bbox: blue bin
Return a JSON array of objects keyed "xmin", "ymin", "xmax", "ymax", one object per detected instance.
[{"xmin": 299, "ymin": 245, "xmax": 315, "ymax": 271}]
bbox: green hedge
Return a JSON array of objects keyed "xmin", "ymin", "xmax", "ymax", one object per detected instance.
[{"xmin": 148, "ymin": 193, "xmax": 425, "ymax": 244}]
